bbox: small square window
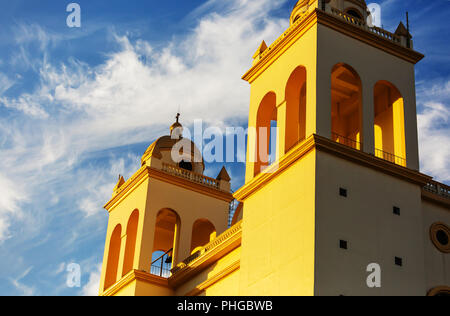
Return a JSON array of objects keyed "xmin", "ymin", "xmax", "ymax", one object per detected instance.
[
  {"xmin": 393, "ymin": 207, "xmax": 401, "ymax": 216},
  {"xmin": 395, "ymin": 257, "xmax": 403, "ymax": 266},
  {"xmin": 340, "ymin": 188, "xmax": 348, "ymax": 197},
  {"xmin": 340, "ymin": 240, "xmax": 348, "ymax": 250}
]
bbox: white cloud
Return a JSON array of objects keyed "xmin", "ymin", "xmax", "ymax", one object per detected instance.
[
  {"xmin": 0, "ymin": 73, "xmax": 15, "ymax": 96},
  {"xmin": 10, "ymin": 266, "xmax": 35, "ymax": 296},
  {"xmin": 81, "ymin": 264, "xmax": 101, "ymax": 296},
  {"xmin": 0, "ymin": 0, "xmax": 288, "ymax": 241},
  {"xmin": 0, "ymin": 173, "xmax": 27, "ymax": 242},
  {"xmin": 417, "ymin": 102, "xmax": 450, "ymax": 183}
]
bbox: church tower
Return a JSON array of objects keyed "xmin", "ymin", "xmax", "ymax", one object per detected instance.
[
  {"xmin": 98, "ymin": 1, "xmax": 449, "ymax": 297},
  {"xmin": 234, "ymin": 0, "xmax": 431, "ymax": 295},
  {"xmin": 99, "ymin": 116, "xmax": 233, "ymax": 296}
]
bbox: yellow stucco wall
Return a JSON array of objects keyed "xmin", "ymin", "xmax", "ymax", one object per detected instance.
[
  {"xmin": 245, "ymin": 24, "xmax": 318, "ymax": 182},
  {"xmin": 99, "ymin": 5, "xmax": 450, "ymax": 297},
  {"xmin": 100, "ymin": 176, "xmax": 151, "ymax": 293},
  {"xmin": 174, "ymin": 247, "xmax": 242, "ymax": 296},
  {"xmin": 239, "ymin": 150, "xmax": 316, "ymax": 296},
  {"xmin": 100, "ymin": 168, "xmax": 231, "ymax": 295}
]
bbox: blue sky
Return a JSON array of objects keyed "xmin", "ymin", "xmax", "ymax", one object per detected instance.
[{"xmin": 0, "ymin": 0, "xmax": 448, "ymax": 296}]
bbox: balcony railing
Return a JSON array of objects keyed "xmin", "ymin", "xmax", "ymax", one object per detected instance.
[
  {"xmin": 162, "ymin": 163, "xmax": 220, "ymax": 190},
  {"xmin": 171, "ymin": 221, "xmax": 243, "ymax": 275},
  {"xmin": 374, "ymin": 148, "xmax": 407, "ymax": 167},
  {"xmin": 330, "ymin": 7, "xmax": 402, "ymax": 45},
  {"xmin": 424, "ymin": 181, "xmax": 450, "ymax": 199},
  {"xmin": 332, "ymin": 133, "xmax": 361, "ymax": 151},
  {"xmin": 150, "ymin": 248, "xmax": 173, "ymax": 278},
  {"xmin": 331, "ymin": 133, "xmax": 408, "ymax": 167}
]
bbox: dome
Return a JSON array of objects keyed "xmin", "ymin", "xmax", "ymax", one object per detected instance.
[
  {"xmin": 141, "ymin": 114, "xmax": 205, "ymax": 173},
  {"xmin": 290, "ymin": 0, "xmax": 369, "ymax": 25},
  {"xmin": 141, "ymin": 136, "xmax": 205, "ymax": 172},
  {"xmin": 290, "ymin": 0, "xmax": 313, "ymax": 25}
]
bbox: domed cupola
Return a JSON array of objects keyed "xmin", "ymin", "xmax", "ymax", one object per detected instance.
[
  {"xmin": 141, "ymin": 114, "xmax": 205, "ymax": 173},
  {"xmin": 170, "ymin": 113, "xmax": 183, "ymax": 139},
  {"xmin": 290, "ymin": 0, "xmax": 314, "ymax": 25},
  {"xmin": 341, "ymin": 0, "xmax": 368, "ymax": 20}
]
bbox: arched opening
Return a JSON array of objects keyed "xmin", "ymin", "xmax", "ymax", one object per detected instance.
[
  {"xmin": 179, "ymin": 160, "xmax": 193, "ymax": 171},
  {"xmin": 331, "ymin": 63, "xmax": 363, "ymax": 150},
  {"xmin": 150, "ymin": 209, "xmax": 180, "ymax": 278},
  {"xmin": 374, "ymin": 81, "xmax": 406, "ymax": 166},
  {"xmin": 231, "ymin": 202, "xmax": 243, "ymax": 227},
  {"xmin": 122, "ymin": 210, "xmax": 139, "ymax": 276},
  {"xmin": 345, "ymin": 8, "xmax": 363, "ymax": 20},
  {"xmin": 255, "ymin": 92, "xmax": 277, "ymax": 176},
  {"xmin": 190, "ymin": 219, "xmax": 216, "ymax": 254},
  {"xmin": 104, "ymin": 224, "xmax": 122, "ymax": 290},
  {"xmin": 285, "ymin": 66, "xmax": 307, "ymax": 152}
]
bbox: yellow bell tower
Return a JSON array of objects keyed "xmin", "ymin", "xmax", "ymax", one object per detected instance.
[
  {"xmin": 235, "ymin": 0, "xmax": 430, "ymax": 295},
  {"xmin": 98, "ymin": 1, "xmax": 450, "ymax": 297},
  {"xmin": 99, "ymin": 116, "xmax": 233, "ymax": 296}
]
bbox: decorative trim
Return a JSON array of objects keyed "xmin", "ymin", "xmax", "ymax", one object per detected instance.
[
  {"xmin": 184, "ymin": 260, "xmax": 240, "ymax": 296},
  {"xmin": 242, "ymin": 9, "xmax": 424, "ymax": 83},
  {"xmin": 101, "ymin": 270, "xmax": 170, "ymax": 296},
  {"xmin": 430, "ymin": 222, "xmax": 450, "ymax": 254},
  {"xmin": 104, "ymin": 167, "xmax": 234, "ymax": 212},
  {"xmin": 422, "ymin": 190, "xmax": 450, "ymax": 209},
  {"xmin": 316, "ymin": 9, "xmax": 424, "ymax": 63},
  {"xmin": 104, "ymin": 166, "xmax": 149, "ymax": 211},
  {"xmin": 243, "ymin": 9, "xmax": 318, "ymax": 83},
  {"xmin": 427, "ymin": 286, "xmax": 450, "ymax": 297},
  {"xmin": 314, "ymin": 135, "xmax": 431, "ymax": 185},
  {"xmin": 169, "ymin": 221, "xmax": 242, "ymax": 288},
  {"xmin": 234, "ymin": 134, "xmax": 432, "ymax": 202},
  {"xmin": 148, "ymin": 168, "xmax": 234, "ymax": 203}
]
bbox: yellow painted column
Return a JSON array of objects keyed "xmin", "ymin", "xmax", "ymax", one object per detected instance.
[
  {"xmin": 393, "ymin": 98, "xmax": 406, "ymax": 164},
  {"xmin": 277, "ymin": 100, "xmax": 287, "ymax": 159},
  {"xmin": 315, "ymin": 61, "xmax": 332, "ymax": 139},
  {"xmin": 137, "ymin": 201, "xmax": 157, "ymax": 272},
  {"xmin": 362, "ymin": 80, "xmax": 375, "ymax": 155},
  {"xmin": 116, "ymin": 233, "xmax": 127, "ymax": 280},
  {"xmin": 306, "ymin": 60, "xmax": 318, "ymax": 139}
]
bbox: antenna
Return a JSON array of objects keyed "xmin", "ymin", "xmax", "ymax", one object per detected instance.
[{"xmin": 406, "ymin": 12, "xmax": 411, "ymax": 48}]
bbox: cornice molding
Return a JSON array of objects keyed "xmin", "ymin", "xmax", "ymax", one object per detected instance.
[
  {"xmin": 104, "ymin": 167, "xmax": 234, "ymax": 212},
  {"xmin": 184, "ymin": 260, "xmax": 240, "ymax": 296},
  {"xmin": 242, "ymin": 9, "xmax": 424, "ymax": 83},
  {"xmin": 242, "ymin": 9, "xmax": 318, "ymax": 83},
  {"xmin": 101, "ymin": 270, "xmax": 170, "ymax": 296},
  {"xmin": 234, "ymin": 134, "xmax": 432, "ymax": 202},
  {"xmin": 148, "ymin": 168, "xmax": 234, "ymax": 203},
  {"xmin": 421, "ymin": 190, "xmax": 450, "ymax": 209},
  {"xmin": 169, "ymin": 222, "xmax": 242, "ymax": 289},
  {"xmin": 316, "ymin": 9, "xmax": 424, "ymax": 64},
  {"xmin": 234, "ymin": 135, "xmax": 316, "ymax": 201}
]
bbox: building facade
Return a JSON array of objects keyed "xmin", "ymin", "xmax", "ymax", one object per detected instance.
[{"xmin": 98, "ymin": 0, "xmax": 450, "ymax": 296}]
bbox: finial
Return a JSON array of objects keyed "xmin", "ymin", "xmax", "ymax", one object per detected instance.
[{"xmin": 170, "ymin": 112, "xmax": 183, "ymax": 139}]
